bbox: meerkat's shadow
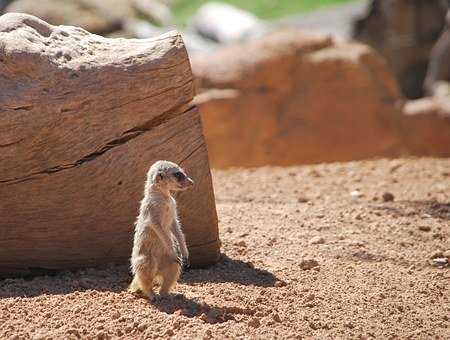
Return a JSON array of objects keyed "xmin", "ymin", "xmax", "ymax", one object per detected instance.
[
  {"xmin": 129, "ymin": 253, "xmax": 279, "ymax": 322},
  {"xmin": 148, "ymin": 293, "xmax": 252, "ymax": 324},
  {"xmin": 180, "ymin": 254, "xmax": 279, "ymax": 287},
  {"xmin": 149, "ymin": 293, "xmax": 203, "ymax": 315}
]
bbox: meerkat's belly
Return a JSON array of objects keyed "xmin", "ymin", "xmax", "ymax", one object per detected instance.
[{"xmin": 161, "ymin": 201, "xmax": 176, "ymax": 231}]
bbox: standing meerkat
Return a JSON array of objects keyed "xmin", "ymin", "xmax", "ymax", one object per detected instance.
[{"xmin": 129, "ymin": 160, "xmax": 194, "ymax": 299}]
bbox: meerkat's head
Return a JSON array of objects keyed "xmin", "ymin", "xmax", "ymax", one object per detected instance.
[{"xmin": 147, "ymin": 160, "xmax": 194, "ymax": 192}]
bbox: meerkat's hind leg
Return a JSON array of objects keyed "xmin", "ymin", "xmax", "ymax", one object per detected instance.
[
  {"xmin": 128, "ymin": 275, "xmax": 155, "ymax": 299},
  {"xmin": 129, "ymin": 263, "xmax": 157, "ymax": 300},
  {"xmin": 158, "ymin": 259, "xmax": 181, "ymax": 296},
  {"xmin": 128, "ymin": 276, "xmax": 141, "ymax": 294}
]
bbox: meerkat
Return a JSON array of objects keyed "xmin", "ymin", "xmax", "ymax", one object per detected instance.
[{"xmin": 129, "ymin": 160, "xmax": 194, "ymax": 299}]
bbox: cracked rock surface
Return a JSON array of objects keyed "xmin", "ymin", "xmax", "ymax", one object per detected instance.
[{"xmin": 0, "ymin": 13, "xmax": 219, "ymax": 274}]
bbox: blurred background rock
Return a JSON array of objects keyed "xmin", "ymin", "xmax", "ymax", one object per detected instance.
[
  {"xmin": 354, "ymin": 0, "xmax": 448, "ymax": 99},
  {"xmin": 1, "ymin": 0, "xmax": 449, "ymax": 167}
]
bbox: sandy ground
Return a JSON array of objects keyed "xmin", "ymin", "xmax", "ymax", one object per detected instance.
[{"xmin": 1, "ymin": 158, "xmax": 449, "ymax": 339}]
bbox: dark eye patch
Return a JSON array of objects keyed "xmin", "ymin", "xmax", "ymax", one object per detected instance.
[{"xmin": 173, "ymin": 171, "xmax": 185, "ymax": 181}]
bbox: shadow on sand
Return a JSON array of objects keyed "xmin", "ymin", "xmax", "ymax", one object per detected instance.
[
  {"xmin": 149, "ymin": 254, "xmax": 280, "ymax": 322},
  {"xmin": 0, "ymin": 264, "xmax": 130, "ymax": 299},
  {"xmin": 369, "ymin": 199, "xmax": 450, "ymax": 221},
  {"xmin": 0, "ymin": 254, "xmax": 279, "ymax": 300},
  {"xmin": 148, "ymin": 292, "xmax": 255, "ymax": 324},
  {"xmin": 180, "ymin": 253, "xmax": 279, "ymax": 287}
]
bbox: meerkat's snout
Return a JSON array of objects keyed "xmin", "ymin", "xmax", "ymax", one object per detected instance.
[{"xmin": 173, "ymin": 171, "xmax": 194, "ymax": 191}]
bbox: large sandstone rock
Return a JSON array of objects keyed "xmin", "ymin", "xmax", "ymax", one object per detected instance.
[
  {"xmin": 0, "ymin": 13, "xmax": 219, "ymax": 276},
  {"xmin": 193, "ymin": 29, "xmax": 450, "ymax": 168},
  {"xmin": 193, "ymin": 30, "xmax": 405, "ymax": 168},
  {"xmin": 353, "ymin": 0, "xmax": 448, "ymax": 99}
]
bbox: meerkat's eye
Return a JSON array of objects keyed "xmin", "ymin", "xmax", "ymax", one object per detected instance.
[{"xmin": 173, "ymin": 171, "xmax": 185, "ymax": 181}]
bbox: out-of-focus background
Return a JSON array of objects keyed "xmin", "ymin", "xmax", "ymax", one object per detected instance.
[
  {"xmin": 1, "ymin": 3, "xmax": 450, "ymax": 339},
  {"xmin": 1, "ymin": 0, "xmax": 449, "ymax": 168}
]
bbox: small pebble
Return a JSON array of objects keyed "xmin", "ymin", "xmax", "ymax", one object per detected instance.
[
  {"xmin": 235, "ymin": 240, "xmax": 247, "ymax": 247},
  {"xmin": 299, "ymin": 259, "xmax": 319, "ymax": 270},
  {"xmin": 248, "ymin": 317, "xmax": 260, "ymax": 328},
  {"xmin": 350, "ymin": 190, "xmax": 363, "ymax": 198},
  {"xmin": 305, "ymin": 294, "xmax": 315, "ymax": 301},
  {"xmin": 96, "ymin": 331, "xmax": 108, "ymax": 340},
  {"xmin": 418, "ymin": 226, "xmax": 431, "ymax": 232},
  {"xmin": 67, "ymin": 329, "xmax": 80, "ymax": 338},
  {"xmin": 200, "ymin": 313, "xmax": 208, "ymax": 322},
  {"xmin": 309, "ymin": 322, "xmax": 319, "ymax": 330},
  {"xmin": 137, "ymin": 323, "xmax": 148, "ymax": 332},
  {"xmin": 382, "ymin": 192, "xmax": 395, "ymax": 202},
  {"xmin": 431, "ymin": 258, "xmax": 448, "ymax": 267},
  {"xmin": 272, "ymin": 313, "xmax": 282, "ymax": 323},
  {"xmin": 309, "ymin": 236, "xmax": 325, "ymax": 245}
]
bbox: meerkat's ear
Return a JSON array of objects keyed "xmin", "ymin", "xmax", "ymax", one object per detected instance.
[{"xmin": 155, "ymin": 172, "xmax": 164, "ymax": 182}]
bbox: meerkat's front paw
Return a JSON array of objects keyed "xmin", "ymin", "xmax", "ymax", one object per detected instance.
[{"xmin": 182, "ymin": 256, "xmax": 190, "ymax": 271}]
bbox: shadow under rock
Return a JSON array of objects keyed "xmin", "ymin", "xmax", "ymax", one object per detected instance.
[
  {"xmin": 370, "ymin": 200, "xmax": 450, "ymax": 221},
  {"xmin": 180, "ymin": 254, "xmax": 279, "ymax": 287},
  {"xmin": 0, "ymin": 264, "xmax": 130, "ymax": 299}
]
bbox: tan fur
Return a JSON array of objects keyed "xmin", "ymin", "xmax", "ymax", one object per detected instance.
[{"xmin": 129, "ymin": 160, "xmax": 193, "ymax": 299}]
